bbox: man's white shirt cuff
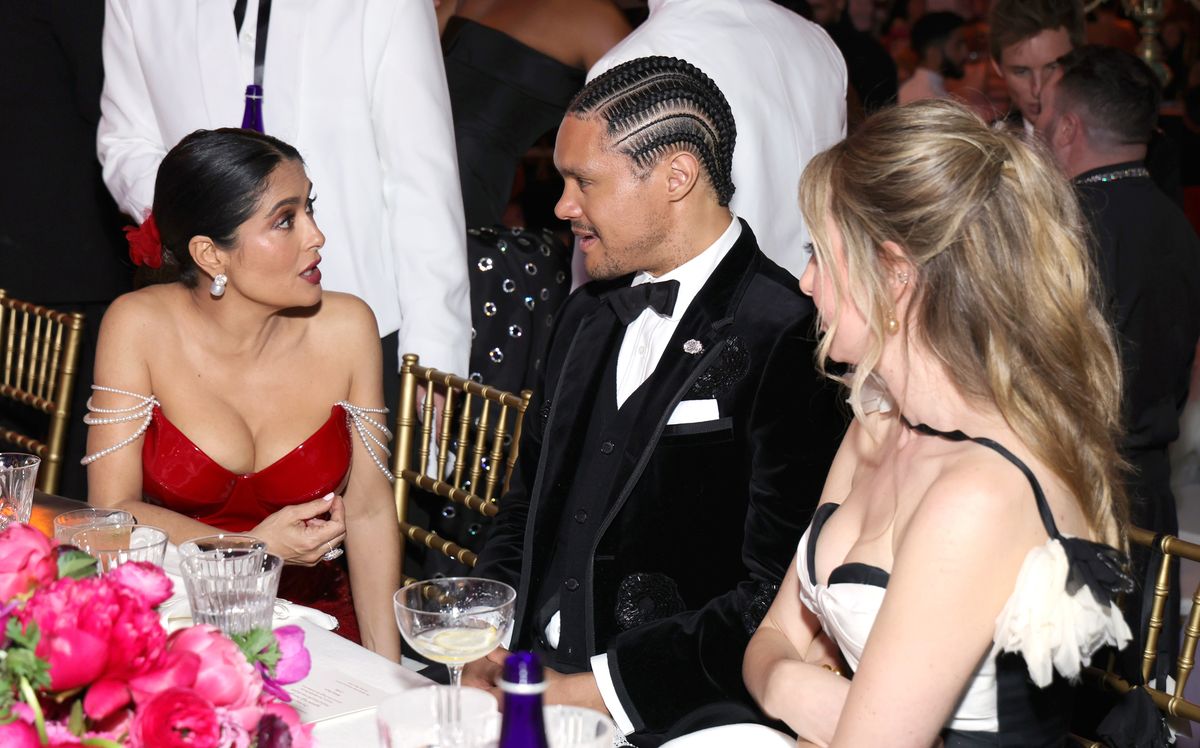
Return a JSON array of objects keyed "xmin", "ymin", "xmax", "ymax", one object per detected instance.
[{"xmin": 591, "ymin": 652, "xmax": 636, "ymax": 735}]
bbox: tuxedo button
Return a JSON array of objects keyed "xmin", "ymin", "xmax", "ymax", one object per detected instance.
[
  {"xmin": 564, "ymin": 577, "xmax": 579, "ymax": 592},
  {"xmin": 574, "ymin": 509, "xmax": 588, "ymax": 524},
  {"xmin": 600, "ymin": 441, "xmax": 614, "ymax": 455}
]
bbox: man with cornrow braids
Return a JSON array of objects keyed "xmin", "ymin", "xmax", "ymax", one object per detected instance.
[
  {"xmin": 587, "ymin": 0, "xmax": 847, "ymax": 280},
  {"xmin": 468, "ymin": 56, "xmax": 845, "ymax": 746}
]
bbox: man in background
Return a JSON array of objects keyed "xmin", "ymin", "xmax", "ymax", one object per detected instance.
[
  {"xmin": 988, "ymin": 0, "xmax": 1082, "ymax": 132},
  {"xmin": 1039, "ymin": 43, "xmax": 1200, "ymax": 686},
  {"xmin": 899, "ymin": 11, "xmax": 969, "ymax": 104}
]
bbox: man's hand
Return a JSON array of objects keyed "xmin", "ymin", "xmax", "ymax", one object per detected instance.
[
  {"xmin": 462, "ymin": 646, "xmax": 507, "ymax": 690},
  {"xmin": 544, "ymin": 672, "xmax": 609, "ymax": 716},
  {"xmin": 461, "ymin": 647, "xmax": 610, "ymax": 718}
]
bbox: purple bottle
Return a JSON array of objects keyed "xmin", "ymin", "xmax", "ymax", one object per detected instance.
[
  {"xmin": 241, "ymin": 84, "xmax": 264, "ymax": 133},
  {"xmin": 498, "ymin": 651, "xmax": 550, "ymax": 748}
]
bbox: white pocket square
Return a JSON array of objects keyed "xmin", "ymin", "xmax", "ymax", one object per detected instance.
[{"xmin": 668, "ymin": 398, "xmax": 720, "ymax": 425}]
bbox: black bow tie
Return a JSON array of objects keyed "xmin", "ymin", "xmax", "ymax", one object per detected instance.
[{"xmin": 608, "ymin": 280, "xmax": 680, "ymax": 325}]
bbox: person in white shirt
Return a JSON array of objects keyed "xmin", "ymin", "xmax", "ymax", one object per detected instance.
[
  {"xmin": 464, "ymin": 56, "xmax": 844, "ymax": 747},
  {"xmin": 97, "ymin": 0, "xmax": 470, "ymax": 414},
  {"xmin": 585, "ymin": 0, "xmax": 847, "ymax": 280},
  {"xmin": 898, "ymin": 11, "xmax": 969, "ymax": 105}
]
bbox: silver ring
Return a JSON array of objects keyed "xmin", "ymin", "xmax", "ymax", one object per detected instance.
[{"xmin": 321, "ymin": 543, "xmax": 344, "ymax": 562}]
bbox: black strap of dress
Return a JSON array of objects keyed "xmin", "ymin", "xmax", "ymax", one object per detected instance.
[
  {"xmin": 901, "ymin": 418, "xmax": 1062, "ymax": 541},
  {"xmin": 902, "ymin": 418, "xmax": 1135, "ymax": 603}
]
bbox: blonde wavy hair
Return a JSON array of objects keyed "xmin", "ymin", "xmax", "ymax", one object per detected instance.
[{"xmin": 799, "ymin": 99, "xmax": 1127, "ymax": 547}]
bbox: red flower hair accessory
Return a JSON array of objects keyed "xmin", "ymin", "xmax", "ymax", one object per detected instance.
[{"xmin": 125, "ymin": 213, "xmax": 163, "ymax": 268}]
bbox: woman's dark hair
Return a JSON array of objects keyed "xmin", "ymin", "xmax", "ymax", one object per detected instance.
[{"xmin": 152, "ymin": 128, "xmax": 304, "ymax": 287}]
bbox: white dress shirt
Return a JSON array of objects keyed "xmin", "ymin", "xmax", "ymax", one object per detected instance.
[
  {"xmin": 234, "ymin": 0, "xmax": 262, "ymax": 88},
  {"xmin": 588, "ymin": 0, "xmax": 846, "ymax": 279},
  {"xmin": 898, "ymin": 66, "xmax": 948, "ymax": 104},
  {"xmin": 541, "ymin": 216, "xmax": 742, "ymax": 736},
  {"xmin": 98, "ymin": 0, "xmax": 470, "ymax": 374}
]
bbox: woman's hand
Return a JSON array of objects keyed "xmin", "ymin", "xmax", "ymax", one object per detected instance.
[
  {"xmin": 251, "ymin": 492, "xmax": 347, "ymax": 566},
  {"xmin": 803, "ymin": 631, "xmax": 847, "ymax": 675}
]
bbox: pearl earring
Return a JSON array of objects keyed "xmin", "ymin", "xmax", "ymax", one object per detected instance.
[
  {"xmin": 210, "ymin": 273, "xmax": 228, "ymax": 298},
  {"xmin": 886, "ymin": 313, "xmax": 899, "ymax": 335}
]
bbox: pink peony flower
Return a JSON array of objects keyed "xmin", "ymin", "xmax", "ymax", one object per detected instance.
[
  {"xmin": 18, "ymin": 575, "xmax": 168, "ymax": 718},
  {"xmin": 128, "ymin": 648, "xmax": 201, "ymax": 703},
  {"xmin": 0, "ymin": 705, "xmax": 39, "ymax": 748},
  {"xmin": 168, "ymin": 625, "xmax": 262, "ymax": 710},
  {"xmin": 0, "ymin": 524, "xmax": 58, "ymax": 602},
  {"xmin": 260, "ymin": 702, "xmax": 314, "ymax": 748},
  {"xmin": 128, "ymin": 688, "xmax": 221, "ymax": 748},
  {"xmin": 107, "ymin": 561, "xmax": 173, "ymax": 608},
  {"xmin": 272, "ymin": 625, "xmax": 311, "ymax": 685}
]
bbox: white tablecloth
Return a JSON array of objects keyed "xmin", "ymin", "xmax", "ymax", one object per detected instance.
[{"xmin": 297, "ymin": 620, "xmax": 433, "ymax": 746}]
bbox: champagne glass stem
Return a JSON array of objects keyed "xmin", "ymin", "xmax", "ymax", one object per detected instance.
[{"xmin": 445, "ymin": 664, "xmax": 465, "ymax": 745}]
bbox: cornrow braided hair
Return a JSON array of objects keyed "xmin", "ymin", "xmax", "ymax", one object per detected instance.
[{"xmin": 569, "ymin": 56, "xmax": 737, "ymax": 206}]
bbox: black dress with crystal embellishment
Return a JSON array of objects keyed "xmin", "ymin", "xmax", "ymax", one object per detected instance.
[
  {"xmin": 420, "ymin": 18, "xmax": 579, "ymax": 575},
  {"xmin": 444, "ymin": 16, "xmax": 579, "ymax": 393}
]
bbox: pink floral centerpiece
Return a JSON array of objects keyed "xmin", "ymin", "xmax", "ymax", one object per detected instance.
[{"xmin": 0, "ymin": 523, "xmax": 313, "ymax": 747}]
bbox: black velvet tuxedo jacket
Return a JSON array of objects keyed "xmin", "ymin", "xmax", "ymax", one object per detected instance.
[{"xmin": 474, "ymin": 221, "xmax": 844, "ymax": 741}]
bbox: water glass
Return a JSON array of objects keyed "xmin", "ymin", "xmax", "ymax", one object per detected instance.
[
  {"xmin": 179, "ymin": 533, "xmax": 267, "ymax": 560},
  {"xmin": 0, "ymin": 454, "xmax": 40, "ymax": 530},
  {"xmin": 377, "ymin": 686, "xmax": 499, "ymax": 748},
  {"xmin": 53, "ymin": 507, "xmax": 135, "ymax": 543},
  {"xmin": 543, "ymin": 706, "xmax": 614, "ymax": 748},
  {"xmin": 72, "ymin": 523, "xmax": 169, "ymax": 571},
  {"xmin": 181, "ymin": 550, "xmax": 283, "ymax": 635}
]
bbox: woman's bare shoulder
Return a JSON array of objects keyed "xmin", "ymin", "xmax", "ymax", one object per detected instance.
[
  {"xmin": 905, "ymin": 446, "xmax": 1050, "ymax": 552},
  {"xmin": 307, "ymin": 292, "xmax": 381, "ymax": 348},
  {"xmin": 100, "ymin": 285, "xmax": 183, "ymax": 339}
]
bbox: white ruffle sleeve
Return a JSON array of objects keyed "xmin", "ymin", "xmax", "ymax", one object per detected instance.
[{"xmin": 993, "ymin": 537, "xmax": 1132, "ymax": 687}]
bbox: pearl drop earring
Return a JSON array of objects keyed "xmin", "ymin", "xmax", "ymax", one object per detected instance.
[{"xmin": 210, "ymin": 273, "xmax": 228, "ymax": 297}]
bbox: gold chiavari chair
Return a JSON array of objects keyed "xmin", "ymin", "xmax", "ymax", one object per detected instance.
[
  {"xmin": 0, "ymin": 289, "xmax": 86, "ymax": 495},
  {"xmin": 1072, "ymin": 526, "xmax": 1200, "ymax": 746},
  {"xmin": 393, "ymin": 353, "xmax": 532, "ymax": 586}
]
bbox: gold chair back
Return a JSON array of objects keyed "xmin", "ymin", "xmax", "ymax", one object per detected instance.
[
  {"xmin": 1073, "ymin": 526, "xmax": 1200, "ymax": 746},
  {"xmin": 393, "ymin": 353, "xmax": 532, "ymax": 585},
  {"xmin": 0, "ymin": 289, "xmax": 85, "ymax": 495}
]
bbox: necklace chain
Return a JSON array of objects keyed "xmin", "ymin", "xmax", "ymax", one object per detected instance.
[{"xmin": 1076, "ymin": 166, "xmax": 1150, "ymax": 185}]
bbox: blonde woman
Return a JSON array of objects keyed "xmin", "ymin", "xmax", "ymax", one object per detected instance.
[{"xmin": 738, "ymin": 100, "xmax": 1132, "ymax": 747}]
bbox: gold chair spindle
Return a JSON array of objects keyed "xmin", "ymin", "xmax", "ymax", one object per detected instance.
[
  {"xmin": 1142, "ymin": 546, "xmax": 1172, "ymax": 684},
  {"xmin": 503, "ymin": 390, "xmax": 533, "ymax": 497},
  {"xmin": 1175, "ymin": 546, "xmax": 1200, "ymax": 697},
  {"xmin": 466, "ymin": 398, "xmax": 491, "ymax": 493},
  {"xmin": 435, "ymin": 387, "xmax": 456, "ymax": 478},
  {"xmin": 14, "ymin": 312, "xmax": 30, "ymax": 394},
  {"xmin": 452, "ymin": 390, "xmax": 472, "ymax": 488},
  {"xmin": 482, "ymin": 403, "xmax": 510, "ymax": 502}
]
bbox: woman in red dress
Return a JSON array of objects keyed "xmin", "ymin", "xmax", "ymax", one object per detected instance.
[{"xmin": 84, "ymin": 129, "xmax": 400, "ymax": 661}]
